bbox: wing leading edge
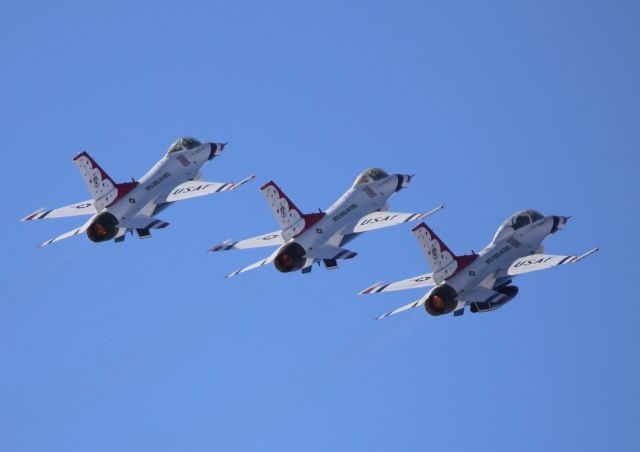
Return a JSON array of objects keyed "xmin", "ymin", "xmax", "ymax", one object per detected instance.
[
  {"xmin": 164, "ymin": 175, "xmax": 255, "ymax": 203},
  {"xmin": 346, "ymin": 205, "xmax": 444, "ymax": 234},
  {"xmin": 507, "ymin": 248, "xmax": 599, "ymax": 276}
]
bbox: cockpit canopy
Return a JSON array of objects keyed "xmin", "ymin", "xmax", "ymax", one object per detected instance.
[
  {"xmin": 352, "ymin": 168, "xmax": 389, "ymax": 187},
  {"xmin": 492, "ymin": 209, "xmax": 545, "ymax": 242},
  {"xmin": 167, "ymin": 137, "xmax": 202, "ymax": 155}
]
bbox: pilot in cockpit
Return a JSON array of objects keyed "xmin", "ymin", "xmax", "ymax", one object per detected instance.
[
  {"xmin": 352, "ymin": 168, "xmax": 389, "ymax": 186},
  {"xmin": 492, "ymin": 209, "xmax": 545, "ymax": 242},
  {"xmin": 166, "ymin": 137, "xmax": 202, "ymax": 155}
]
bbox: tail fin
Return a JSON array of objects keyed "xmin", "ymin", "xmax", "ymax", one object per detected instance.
[
  {"xmin": 73, "ymin": 151, "xmax": 137, "ymax": 211},
  {"xmin": 412, "ymin": 222, "xmax": 476, "ymax": 284},
  {"xmin": 261, "ymin": 181, "xmax": 324, "ymax": 241}
]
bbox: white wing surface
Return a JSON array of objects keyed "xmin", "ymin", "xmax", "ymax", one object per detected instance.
[
  {"xmin": 225, "ymin": 249, "xmax": 279, "ymax": 278},
  {"xmin": 21, "ymin": 200, "xmax": 97, "ymax": 221},
  {"xmin": 164, "ymin": 175, "xmax": 255, "ymax": 202},
  {"xmin": 375, "ymin": 294, "xmax": 429, "ymax": 320},
  {"xmin": 209, "ymin": 231, "xmax": 284, "ymax": 252},
  {"xmin": 507, "ymin": 248, "xmax": 599, "ymax": 276},
  {"xmin": 359, "ymin": 272, "xmax": 435, "ymax": 295},
  {"xmin": 348, "ymin": 205, "xmax": 444, "ymax": 234},
  {"xmin": 39, "ymin": 216, "xmax": 95, "ymax": 247}
]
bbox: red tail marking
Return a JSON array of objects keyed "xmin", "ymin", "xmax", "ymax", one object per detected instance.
[
  {"xmin": 112, "ymin": 181, "xmax": 139, "ymax": 205},
  {"xmin": 260, "ymin": 180, "xmax": 326, "ymax": 237},
  {"xmin": 73, "ymin": 151, "xmax": 139, "ymax": 206},
  {"xmin": 412, "ymin": 222, "xmax": 477, "ymax": 276},
  {"xmin": 299, "ymin": 211, "xmax": 325, "ymax": 234},
  {"xmin": 412, "ymin": 222, "xmax": 456, "ymax": 257},
  {"xmin": 73, "ymin": 151, "xmax": 118, "ymax": 186},
  {"xmin": 260, "ymin": 180, "xmax": 304, "ymax": 216}
]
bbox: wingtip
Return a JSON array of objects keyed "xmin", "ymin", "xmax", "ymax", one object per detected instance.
[
  {"xmin": 578, "ymin": 247, "xmax": 600, "ymax": 260},
  {"xmin": 231, "ymin": 174, "xmax": 256, "ymax": 190},
  {"xmin": 21, "ymin": 208, "xmax": 46, "ymax": 222},
  {"xmin": 208, "ymin": 239, "xmax": 234, "ymax": 253},
  {"xmin": 423, "ymin": 204, "xmax": 445, "ymax": 218},
  {"xmin": 358, "ymin": 281, "xmax": 385, "ymax": 295}
]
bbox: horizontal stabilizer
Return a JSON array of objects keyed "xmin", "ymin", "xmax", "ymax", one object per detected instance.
[
  {"xmin": 359, "ymin": 272, "xmax": 434, "ymax": 295},
  {"xmin": 39, "ymin": 216, "xmax": 95, "ymax": 247},
  {"xmin": 225, "ymin": 249, "xmax": 279, "ymax": 278},
  {"xmin": 208, "ymin": 231, "xmax": 284, "ymax": 252},
  {"xmin": 21, "ymin": 200, "xmax": 96, "ymax": 221},
  {"xmin": 375, "ymin": 294, "xmax": 429, "ymax": 320}
]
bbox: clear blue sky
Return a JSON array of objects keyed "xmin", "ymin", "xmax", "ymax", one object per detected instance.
[{"xmin": 1, "ymin": 1, "xmax": 638, "ymax": 451}]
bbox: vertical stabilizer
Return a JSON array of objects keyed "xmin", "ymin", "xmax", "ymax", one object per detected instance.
[
  {"xmin": 412, "ymin": 222, "xmax": 476, "ymax": 284},
  {"xmin": 73, "ymin": 151, "xmax": 137, "ymax": 211},
  {"xmin": 261, "ymin": 181, "xmax": 324, "ymax": 241}
]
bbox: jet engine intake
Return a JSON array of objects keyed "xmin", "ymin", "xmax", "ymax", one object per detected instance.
[
  {"xmin": 86, "ymin": 212, "xmax": 119, "ymax": 243},
  {"xmin": 425, "ymin": 284, "xmax": 458, "ymax": 316},
  {"xmin": 274, "ymin": 242, "xmax": 307, "ymax": 273}
]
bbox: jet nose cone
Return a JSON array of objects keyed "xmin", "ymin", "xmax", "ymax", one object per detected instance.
[
  {"xmin": 208, "ymin": 142, "xmax": 226, "ymax": 160},
  {"xmin": 395, "ymin": 174, "xmax": 414, "ymax": 192},
  {"xmin": 551, "ymin": 215, "xmax": 570, "ymax": 233}
]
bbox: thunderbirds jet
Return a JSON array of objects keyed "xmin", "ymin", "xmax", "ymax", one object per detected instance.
[
  {"xmin": 360, "ymin": 210, "xmax": 598, "ymax": 319},
  {"xmin": 209, "ymin": 168, "xmax": 443, "ymax": 276},
  {"xmin": 22, "ymin": 137, "xmax": 254, "ymax": 246}
]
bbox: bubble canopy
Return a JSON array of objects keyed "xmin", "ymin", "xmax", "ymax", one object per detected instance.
[
  {"xmin": 166, "ymin": 137, "xmax": 202, "ymax": 155},
  {"xmin": 493, "ymin": 209, "xmax": 545, "ymax": 242},
  {"xmin": 352, "ymin": 168, "xmax": 389, "ymax": 186}
]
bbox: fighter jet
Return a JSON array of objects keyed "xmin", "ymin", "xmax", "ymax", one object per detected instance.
[
  {"xmin": 22, "ymin": 137, "xmax": 254, "ymax": 246},
  {"xmin": 209, "ymin": 168, "xmax": 443, "ymax": 276},
  {"xmin": 359, "ymin": 210, "xmax": 598, "ymax": 319}
]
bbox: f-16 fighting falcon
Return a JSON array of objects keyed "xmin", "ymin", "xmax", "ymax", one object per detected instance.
[
  {"xmin": 360, "ymin": 210, "xmax": 598, "ymax": 319},
  {"xmin": 209, "ymin": 168, "xmax": 443, "ymax": 277},
  {"xmin": 22, "ymin": 137, "xmax": 254, "ymax": 246}
]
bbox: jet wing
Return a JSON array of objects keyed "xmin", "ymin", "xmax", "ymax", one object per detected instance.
[
  {"xmin": 208, "ymin": 231, "xmax": 284, "ymax": 252},
  {"xmin": 347, "ymin": 205, "xmax": 444, "ymax": 234},
  {"xmin": 507, "ymin": 248, "xmax": 599, "ymax": 276},
  {"xmin": 39, "ymin": 216, "xmax": 95, "ymax": 247},
  {"xmin": 225, "ymin": 249, "xmax": 279, "ymax": 278},
  {"xmin": 359, "ymin": 272, "xmax": 435, "ymax": 295},
  {"xmin": 164, "ymin": 175, "xmax": 255, "ymax": 202},
  {"xmin": 21, "ymin": 200, "xmax": 96, "ymax": 221},
  {"xmin": 375, "ymin": 294, "xmax": 429, "ymax": 320}
]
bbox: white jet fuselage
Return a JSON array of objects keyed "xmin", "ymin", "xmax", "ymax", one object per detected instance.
[
  {"xmin": 444, "ymin": 214, "xmax": 558, "ymax": 296},
  {"xmin": 104, "ymin": 142, "xmax": 214, "ymax": 224},
  {"xmin": 293, "ymin": 175, "xmax": 401, "ymax": 252}
]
